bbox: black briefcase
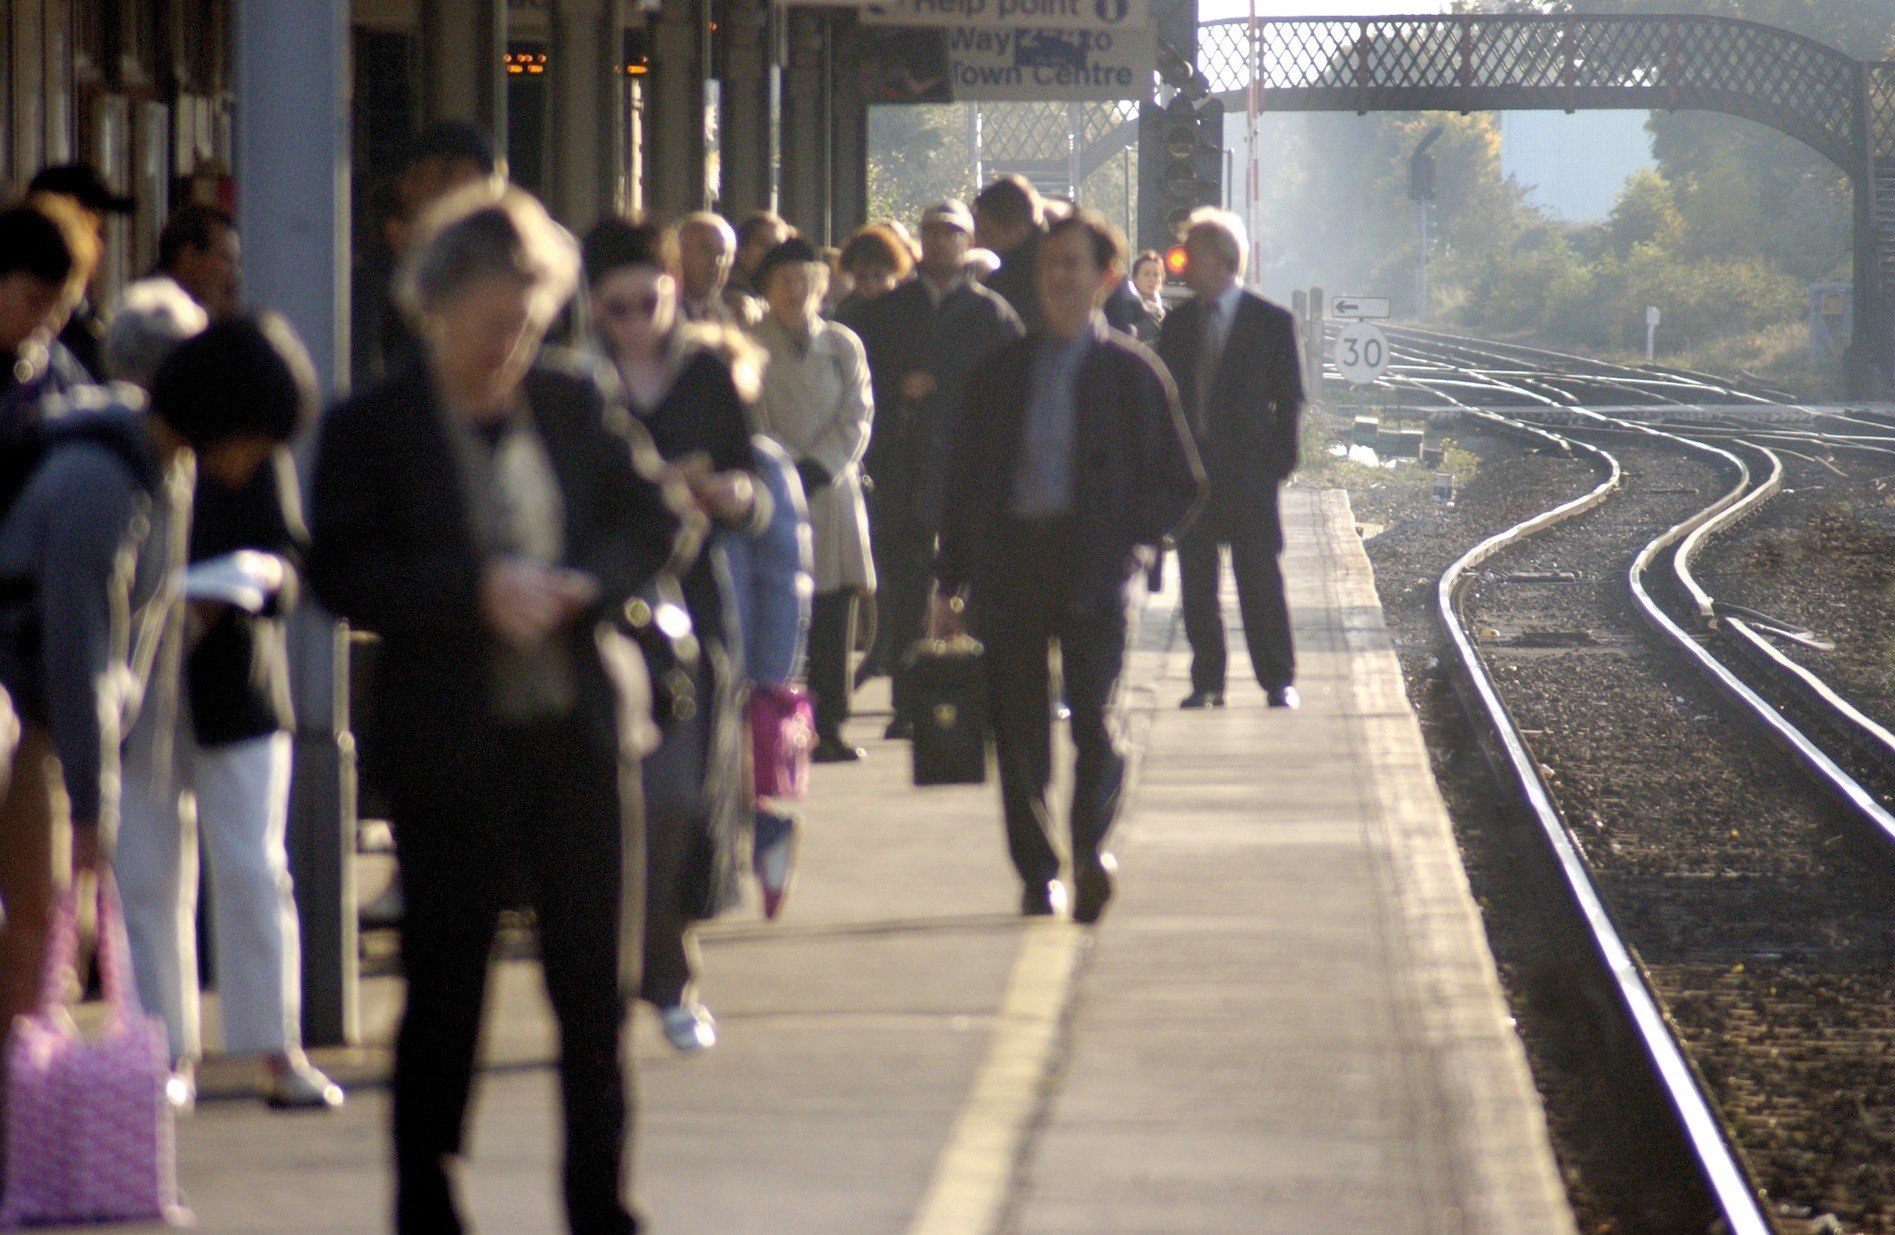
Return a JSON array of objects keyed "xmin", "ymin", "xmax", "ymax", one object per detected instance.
[{"xmin": 906, "ymin": 635, "xmax": 989, "ymax": 787}]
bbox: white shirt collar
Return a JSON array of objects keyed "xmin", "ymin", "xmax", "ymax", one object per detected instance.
[{"xmin": 1209, "ymin": 280, "xmax": 1243, "ymax": 320}]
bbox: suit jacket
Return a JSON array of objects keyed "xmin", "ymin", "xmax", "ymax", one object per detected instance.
[
  {"xmin": 1156, "ymin": 288, "xmax": 1304, "ymax": 543},
  {"xmin": 936, "ymin": 318, "xmax": 1204, "ymax": 613},
  {"xmin": 307, "ymin": 355, "xmax": 680, "ymax": 802}
]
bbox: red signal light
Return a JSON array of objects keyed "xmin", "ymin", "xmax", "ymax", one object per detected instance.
[{"xmin": 1165, "ymin": 246, "xmax": 1188, "ymax": 277}]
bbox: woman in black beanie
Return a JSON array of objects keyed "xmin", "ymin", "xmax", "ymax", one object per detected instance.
[{"xmin": 118, "ymin": 312, "xmax": 346, "ymax": 1113}]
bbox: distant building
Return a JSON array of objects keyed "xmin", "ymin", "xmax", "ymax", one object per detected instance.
[{"xmin": 1499, "ymin": 111, "xmax": 1654, "ymax": 223}]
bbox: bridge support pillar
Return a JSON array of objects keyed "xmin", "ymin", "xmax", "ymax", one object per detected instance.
[
  {"xmin": 781, "ymin": 7, "xmax": 830, "ymax": 242},
  {"xmin": 1850, "ymin": 163, "xmax": 1888, "ymax": 400},
  {"xmin": 419, "ymin": 0, "xmax": 508, "ymax": 151},
  {"xmin": 716, "ymin": 0, "xmax": 774, "ymax": 218},
  {"xmin": 549, "ymin": 0, "xmax": 627, "ymax": 235},
  {"xmin": 647, "ymin": 0, "xmax": 708, "ymax": 218}
]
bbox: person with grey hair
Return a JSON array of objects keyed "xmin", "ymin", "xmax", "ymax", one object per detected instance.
[
  {"xmin": 309, "ymin": 183, "xmax": 680, "ymax": 1234},
  {"xmin": 676, "ymin": 211, "xmax": 757, "ymax": 328},
  {"xmin": 1157, "ymin": 205, "xmax": 1306, "ymax": 711},
  {"xmin": 102, "ymin": 276, "xmax": 208, "ymax": 387}
]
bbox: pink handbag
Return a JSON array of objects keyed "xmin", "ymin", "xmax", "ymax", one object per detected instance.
[
  {"xmin": 1, "ymin": 877, "xmax": 185, "ymax": 1228},
  {"xmin": 749, "ymin": 685, "xmax": 814, "ymax": 801}
]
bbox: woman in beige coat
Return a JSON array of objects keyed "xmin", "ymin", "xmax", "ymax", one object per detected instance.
[{"xmin": 752, "ymin": 237, "xmax": 875, "ymax": 761}]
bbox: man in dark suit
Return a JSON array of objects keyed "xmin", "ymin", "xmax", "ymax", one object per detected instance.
[
  {"xmin": 1157, "ymin": 208, "xmax": 1305, "ymax": 710},
  {"xmin": 934, "ymin": 210, "xmax": 1204, "ymax": 924}
]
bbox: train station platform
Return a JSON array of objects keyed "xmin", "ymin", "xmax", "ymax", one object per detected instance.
[{"xmin": 148, "ymin": 489, "xmax": 1574, "ymax": 1234}]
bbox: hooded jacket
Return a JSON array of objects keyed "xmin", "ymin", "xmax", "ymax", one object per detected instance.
[{"xmin": 0, "ymin": 393, "xmax": 188, "ymax": 828}]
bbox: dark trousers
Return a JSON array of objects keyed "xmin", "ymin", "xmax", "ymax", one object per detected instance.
[
  {"xmin": 807, "ymin": 589, "xmax": 857, "ymax": 741},
  {"xmin": 390, "ymin": 717, "xmax": 636, "ymax": 1235},
  {"xmin": 639, "ymin": 671, "xmax": 708, "ymax": 1009},
  {"xmin": 1178, "ymin": 509, "xmax": 1294, "ymax": 695},
  {"xmin": 975, "ymin": 521, "xmax": 1129, "ymax": 890}
]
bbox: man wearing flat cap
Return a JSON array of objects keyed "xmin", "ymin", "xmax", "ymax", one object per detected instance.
[
  {"xmin": 28, "ymin": 163, "xmax": 136, "ymax": 378},
  {"xmin": 850, "ymin": 200, "xmax": 1023, "ymax": 737}
]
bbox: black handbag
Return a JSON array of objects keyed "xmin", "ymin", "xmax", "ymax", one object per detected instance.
[
  {"xmin": 906, "ymin": 634, "xmax": 989, "ymax": 787},
  {"xmin": 621, "ymin": 572, "xmax": 700, "ymax": 733}
]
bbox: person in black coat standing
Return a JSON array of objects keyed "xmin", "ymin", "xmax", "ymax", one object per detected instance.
[
  {"xmin": 973, "ymin": 174, "xmax": 1047, "ymax": 332},
  {"xmin": 934, "ymin": 211, "xmax": 1203, "ymax": 925},
  {"xmin": 308, "ymin": 187, "xmax": 679, "ymax": 1235},
  {"xmin": 852, "ymin": 199, "xmax": 1023, "ymax": 735},
  {"xmin": 1156, "ymin": 208, "xmax": 1306, "ymax": 711}
]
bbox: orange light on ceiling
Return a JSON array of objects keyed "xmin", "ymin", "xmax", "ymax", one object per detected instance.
[{"xmin": 1165, "ymin": 246, "xmax": 1187, "ymax": 276}]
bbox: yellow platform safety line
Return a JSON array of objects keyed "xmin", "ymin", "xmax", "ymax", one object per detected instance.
[{"xmin": 906, "ymin": 919, "xmax": 1084, "ymax": 1235}]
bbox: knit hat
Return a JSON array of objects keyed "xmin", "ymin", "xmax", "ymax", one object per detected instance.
[
  {"xmin": 752, "ymin": 237, "xmax": 821, "ymax": 294},
  {"xmin": 150, "ymin": 313, "xmax": 315, "ymax": 449}
]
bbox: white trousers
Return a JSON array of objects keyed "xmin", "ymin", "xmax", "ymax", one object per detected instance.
[{"xmin": 116, "ymin": 721, "xmax": 302, "ymax": 1062}]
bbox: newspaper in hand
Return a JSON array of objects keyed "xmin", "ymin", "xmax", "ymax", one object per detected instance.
[{"xmin": 181, "ymin": 550, "xmax": 287, "ymax": 615}]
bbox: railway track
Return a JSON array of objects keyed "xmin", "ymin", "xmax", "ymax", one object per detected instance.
[{"xmin": 1326, "ymin": 328, "xmax": 1895, "ymax": 1233}]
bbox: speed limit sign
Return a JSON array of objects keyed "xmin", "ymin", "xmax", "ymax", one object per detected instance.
[{"xmin": 1334, "ymin": 322, "xmax": 1390, "ymax": 385}]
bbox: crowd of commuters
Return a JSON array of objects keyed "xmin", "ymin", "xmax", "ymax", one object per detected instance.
[{"xmin": 0, "ymin": 122, "xmax": 1303, "ymax": 1228}]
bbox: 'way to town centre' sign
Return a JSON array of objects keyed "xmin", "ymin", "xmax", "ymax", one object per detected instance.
[
  {"xmin": 945, "ymin": 24, "xmax": 1154, "ymax": 100},
  {"xmin": 861, "ymin": 0, "xmax": 1143, "ymax": 32}
]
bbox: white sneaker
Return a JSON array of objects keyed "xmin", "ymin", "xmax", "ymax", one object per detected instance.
[{"xmin": 659, "ymin": 1002, "xmax": 716, "ymax": 1052}]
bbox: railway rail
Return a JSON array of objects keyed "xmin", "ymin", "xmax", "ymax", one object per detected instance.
[{"xmin": 1326, "ymin": 327, "xmax": 1895, "ymax": 1233}]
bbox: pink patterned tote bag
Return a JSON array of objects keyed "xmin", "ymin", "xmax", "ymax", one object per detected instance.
[
  {"xmin": 1, "ymin": 877, "xmax": 185, "ymax": 1228},
  {"xmin": 749, "ymin": 685, "xmax": 814, "ymax": 801}
]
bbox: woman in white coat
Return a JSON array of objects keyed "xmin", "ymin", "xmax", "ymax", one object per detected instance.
[{"xmin": 751, "ymin": 238, "xmax": 875, "ymax": 761}]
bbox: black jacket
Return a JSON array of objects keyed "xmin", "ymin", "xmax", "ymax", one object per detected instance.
[
  {"xmin": 983, "ymin": 232, "xmax": 1044, "ymax": 333},
  {"xmin": 1103, "ymin": 281, "xmax": 1162, "ymax": 344},
  {"xmin": 186, "ymin": 455, "xmax": 304, "ymax": 746},
  {"xmin": 936, "ymin": 319, "xmax": 1204, "ymax": 612},
  {"xmin": 307, "ymin": 357, "xmax": 680, "ymax": 800},
  {"xmin": 850, "ymin": 275, "xmax": 1024, "ymax": 527},
  {"xmin": 1156, "ymin": 289, "xmax": 1304, "ymax": 541}
]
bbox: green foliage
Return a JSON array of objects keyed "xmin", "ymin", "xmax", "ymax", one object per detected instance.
[{"xmin": 867, "ymin": 105, "xmax": 976, "ymax": 231}]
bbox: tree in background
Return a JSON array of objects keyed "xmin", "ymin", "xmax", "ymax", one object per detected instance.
[{"xmin": 868, "ymin": 105, "xmax": 975, "ymax": 232}]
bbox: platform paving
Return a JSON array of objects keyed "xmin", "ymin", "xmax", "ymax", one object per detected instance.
[{"xmin": 92, "ymin": 488, "xmax": 1569, "ymax": 1234}]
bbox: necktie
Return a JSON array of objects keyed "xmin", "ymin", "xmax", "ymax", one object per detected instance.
[{"xmin": 1195, "ymin": 303, "xmax": 1221, "ymax": 436}]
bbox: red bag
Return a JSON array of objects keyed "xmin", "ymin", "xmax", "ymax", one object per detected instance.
[{"xmin": 749, "ymin": 685, "xmax": 813, "ymax": 801}]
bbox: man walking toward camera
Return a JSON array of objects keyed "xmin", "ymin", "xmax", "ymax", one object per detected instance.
[
  {"xmin": 933, "ymin": 211, "xmax": 1202, "ymax": 925},
  {"xmin": 1157, "ymin": 208, "xmax": 1306, "ymax": 711}
]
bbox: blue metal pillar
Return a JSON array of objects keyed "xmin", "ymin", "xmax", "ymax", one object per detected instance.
[{"xmin": 235, "ymin": 0, "xmax": 360, "ymax": 1048}]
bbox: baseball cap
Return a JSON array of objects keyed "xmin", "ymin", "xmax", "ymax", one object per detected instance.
[
  {"xmin": 920, "ymin": 199, "xmax": 975, "ymax": 235},
  {"xmin": 28, "ymin": 163, "xmax": 136, "ymax": 215}
]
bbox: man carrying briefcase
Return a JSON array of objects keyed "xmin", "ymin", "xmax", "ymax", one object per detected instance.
[{"xmin": 931, "ymin": 210, "xmax": 1203, "ymax": 925}]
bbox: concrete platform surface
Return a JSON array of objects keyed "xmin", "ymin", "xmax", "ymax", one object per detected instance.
[{"xmin": 79, "ymin": 488, "xmax": 1570, "ymax": 1234}]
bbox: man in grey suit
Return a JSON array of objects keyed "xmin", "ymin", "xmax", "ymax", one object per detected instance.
[{"xmin": 1155, "ymin": 208, "xmax": 1305, "ymax": 710}]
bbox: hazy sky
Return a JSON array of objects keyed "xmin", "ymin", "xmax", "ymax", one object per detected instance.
[{"xmin": 1200, "ymin": 0, "xmax": 1450, "ymax": 22}]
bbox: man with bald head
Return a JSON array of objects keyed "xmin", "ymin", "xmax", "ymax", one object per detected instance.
[
  {"xmin": 677, "ymin": 212, "xmax": 760, "ymax": 329},
  {"xmin": 1156, "ymin": 207, "xmax": 1305, "ymax": 711}
]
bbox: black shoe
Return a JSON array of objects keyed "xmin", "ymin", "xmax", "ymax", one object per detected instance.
[
  {"xmin": 1072, "ymin": 854, "xmax": 1116, "ymax": 925},
  {"xmin": 853, "ymin": 659, "xmax": 887, "ymax": 690},
  {"xmin": 884, "ymin": 717, "xmax": 913, "ymax": 740},
  {"xmin": 812, "ymin": 737, "xmax": 866, "ymax": 763},
  {"xmin": 1020, "ymin": 879, "xmax": 1068, "ymax": 917},
  {"xmin": 1179, "ymin": 690, "xmax": 1225, "ymax": 709},
  {"xmin": 1266, "ymin": 686, "xmax": 1300, "ymax": 709}
]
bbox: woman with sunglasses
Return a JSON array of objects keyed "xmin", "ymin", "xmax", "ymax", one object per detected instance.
[{"xmin": 581, "ymin": 216, "xmax": 765, "ymax": 1053}]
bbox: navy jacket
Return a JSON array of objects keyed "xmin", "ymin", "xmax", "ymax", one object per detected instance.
[{"xmin": 936, "ymin": 319, "xmax": 1204, "ymax": 612}]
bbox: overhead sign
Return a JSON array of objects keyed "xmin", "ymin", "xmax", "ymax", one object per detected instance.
[
  {"xmin": 948, "ymin": 24, "xmax": 1153, "ymax": 100},
  {"xmin": 1334, "ymin": 322, "xmax": 1390, "ymax": 385},
  {"xmin": 862, "ymin": 0, "xmax": 1147, "ymax": 32},
  {"xmin": 1330, "ymin": 296, "xmax": 1389, "ymax": 320}
]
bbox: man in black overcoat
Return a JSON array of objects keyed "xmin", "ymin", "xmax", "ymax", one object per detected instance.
[
  {"xmin": 934, "ymin": 211, "xmax": 1204, "ymax": 925},
  {"xmin": 853, "ymin": 198, "xmax": 1023, "ymax": 735},
  {"xmin": 1156, "ymin": 208, "xmax": 1305, "ymax": 710}
]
